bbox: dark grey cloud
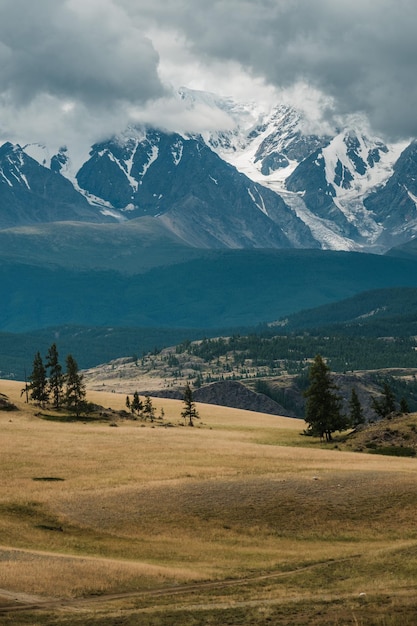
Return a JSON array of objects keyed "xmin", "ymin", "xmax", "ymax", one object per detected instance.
[
  {"xmin": 1, "ymin": 0, "xmax": 416, "ymax": 144},
  {"xmin": 0, "ymin": 0, "xmax": 164, "ymax": 109},
  {"xmin": 131, "ymin": 0, "xmax": 417, "ymax": 139}
]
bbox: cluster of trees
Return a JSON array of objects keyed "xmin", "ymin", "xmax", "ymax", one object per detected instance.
[
  {"xmin": 26, "ymin": 344, "xmax": 86, "ymax": 417},
  {"xmin": 125, "ymin": 383, "xmax": 199, "ymax": 426},
  {"xmin": 304, "ymin": 355, "xmax": 409, "ymax": 442},
  {"xmin": 28, "ymin": 342, "xmax": 200, "ymax": 426},
  {"xmin": 125, "ymin": 392, "xmax": 160, "ymax": 422}
]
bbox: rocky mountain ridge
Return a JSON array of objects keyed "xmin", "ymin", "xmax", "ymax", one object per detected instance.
[{"xmin": 0, "ymin": 89, "xmax": 416, "ymax": 253}]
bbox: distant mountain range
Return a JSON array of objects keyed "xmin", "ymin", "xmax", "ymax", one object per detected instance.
[
  {"xmin": 2, "ymin": 87, "xmax": 417, "ymax": 364},
  {"xmin": 1, "ymin": 88, "xmax": 416, "ymax": 253}
]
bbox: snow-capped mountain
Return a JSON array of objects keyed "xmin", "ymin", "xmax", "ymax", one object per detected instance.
[
  {"xmin": 75, "ymin": 129, "xmax": 316, "ymax": 248},
  {"xmin": 188, "ymin": 89, "xmax": 411, "ymax": 252},
  {"xmin": 0, "ymin": 88, "xmax": 416, "ymax": 253},
  {"xmin": 0, "ymin": 142, "xmax": 110, "ymax": 228}
]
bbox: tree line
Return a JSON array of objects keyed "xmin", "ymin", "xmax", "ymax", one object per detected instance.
[
  {"xmin": 179, "ymin": 333, "xmax": 417, "ymax": 372},
  {"xmin": 25, "ymin": 344, "xmax": 86, "ymax": 417}
]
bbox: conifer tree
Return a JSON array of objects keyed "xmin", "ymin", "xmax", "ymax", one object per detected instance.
[
  {"xmin": 400, "ymin": 397, "xmax": 410, "ymax": 414},
  {"xmin": 131, "ymin": 391, "xmax": 143, "ymax": 415},
  {"xmin": 181, "ymin": 382, "xmax": 199, "ymax": 427},
  {"xmin": 29, "ymin": 352, "xmax": 49, "ymax": 405},
  {"xmin": 46, "ymin": 343, "xmax": 64, "ymax": 409},
  {"xmin": 349, "ymin": 388, "xmax": 365, "ymax": 427},
  {"xmin": 142, "ymin": 395, "xmax": 155, "ymax": 421},
  {"xmin": 304, "ymin": 355, "xmax": 346, "ymax": 441},
  {"xmin": 372, "ymin": 381, "xmax": 396, "ymax": 418},
  {"xmin": 64, "ymin": 354, "xmax": 86, "ymax": 417}
]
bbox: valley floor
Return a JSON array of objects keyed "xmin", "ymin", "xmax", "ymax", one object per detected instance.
[{"xmin": 0, "ymin": 380, "xmax": 417, "ymax": 625}]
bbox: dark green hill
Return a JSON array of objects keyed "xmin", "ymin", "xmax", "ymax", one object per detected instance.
[
  {"xmin": 2, "ymin": 250, "xmax": 417, "ymax": 334},
  {"xmin": 2, "ymin": 250, "xmax": 417, "ymax": 379},
  {"xmin": 276, "ymin": 287, "xmax": 417, "ymax": 336}
]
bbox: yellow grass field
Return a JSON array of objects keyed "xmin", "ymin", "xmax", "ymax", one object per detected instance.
[{"xmin": 0, "ymin": 379, "xmax": 417, "ymax": 625}]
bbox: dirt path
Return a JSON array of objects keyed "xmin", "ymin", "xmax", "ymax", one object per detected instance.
[{"xmin": 0, "ymin": 552, "xmax": 362, "ymax": 615}]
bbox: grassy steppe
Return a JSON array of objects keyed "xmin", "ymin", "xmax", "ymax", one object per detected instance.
[{"xmin": 0, "ymin": 380, "xmax": 417, "ymax": 625}]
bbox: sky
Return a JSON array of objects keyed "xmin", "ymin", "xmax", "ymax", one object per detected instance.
[{"xmin": 0, "ymin": 0, "xmax": 416, "ymax": 154}]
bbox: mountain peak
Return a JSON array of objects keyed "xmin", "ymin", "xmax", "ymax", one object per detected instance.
[{"xmin": 0, "ymin": 89, "xmax": 415, "ymax": 252}]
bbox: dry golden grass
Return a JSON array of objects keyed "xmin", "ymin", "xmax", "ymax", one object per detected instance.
[{"xmin": 1, "ymin": 379, "xmax": 417, "ymax": 624}]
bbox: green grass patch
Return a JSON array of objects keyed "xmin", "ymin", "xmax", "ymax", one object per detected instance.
[{"xmin": 369, "ymin": 446, "xmax": 416, "ymax": 457}]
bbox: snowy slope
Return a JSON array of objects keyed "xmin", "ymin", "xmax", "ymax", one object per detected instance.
[
  {"xmin": 4, "ymin": 87, "xmax": 415, "ymax": 252},
  {"xmin": 186, "ymin": 90, "xmax": 409, "ymax": 251}
]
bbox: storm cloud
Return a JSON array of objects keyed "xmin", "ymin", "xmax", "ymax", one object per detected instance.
[
  {"xmin": 0, "ymin": 0, "xmax": 164, "ymax": 107},
  {"xmin": 134, "ymin": 0, "xmax": 417, "ymax": 140},
  {"xmin": 0, "ymin": 0, "xmax": 416, "ymax": 145}
]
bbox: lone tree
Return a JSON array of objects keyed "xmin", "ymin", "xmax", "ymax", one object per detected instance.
[
  {"xmin": 181, "ymin": 382, "xmax": 199, "ymax": 427},
  {"xmin": 29, "ymin": 352, "xmax": 48, "ymax": 406},
  {"xmin": 64, "ymin": 354, "xmax": 86, "ymax": 417},
  {"xmin": 304, "ymin": 355, "xmax": 346, "ymax": 442},
  {"xmin": 46, "ymin": 343, "xmax": 64, "ymax": 409},
  {"xmin": 348, "ymin": 388, "xmax": 365, "ymax": 428}
]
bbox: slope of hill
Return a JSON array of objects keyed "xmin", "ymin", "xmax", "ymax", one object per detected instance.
[
  {"xmin": 275, "ymin": 287, "xmax": 417, "ymax": 335},
  {"xmin": 343, "ymin": 412, "xmax": 417, "ymax": 456}
]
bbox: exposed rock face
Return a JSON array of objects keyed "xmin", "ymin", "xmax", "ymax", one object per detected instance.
[
  {"xmin": 194, "ymin": 381, "xmax": 292, "ymax": 416},
  {"xmin": 364, "ymin": 140, "xmax": 417, "ymax": 248},
  {"xmin": 0, "ymin": 143, "xmax": 103, "ymax": 228},
  {"xmin": 146, "ymin": 381, "xmax": 293, "ymax": 417},
  {"xmin": 77, "ymin": 131, "xmax": 317, "ymax": 249}
]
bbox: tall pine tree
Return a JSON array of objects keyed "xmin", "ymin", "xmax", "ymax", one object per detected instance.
[
  {"xmin": 46, "ymin": 343, "xmax": 64, "ymax": 409},
  {"xmin": 131, "ymin": 391, "xmax": 143, "ymax": 416},
  {"xmin": 304, "ymin": 355, "xmax": 346, "ymax": 441},
  {"xmin": 142, "ymin": 395, "xmax": 155, "ymax": 421},
  {"xmin": 181, "ymin": 382, "xmax": 199, "ymax": 427},
  {"xmin": 349, "ymin": 388, "xmax": 365, "ymax": 427},
  {"xmin": 29, "ymin": 352, "xmax": 49, "ymax": 405},
  {"xmin": 372, "ymin": 381, "xmax": 396, "ymax": 418},
  {"xmin": 65, "ymin": 355, "xmax": 86, "ymax": 417}
]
